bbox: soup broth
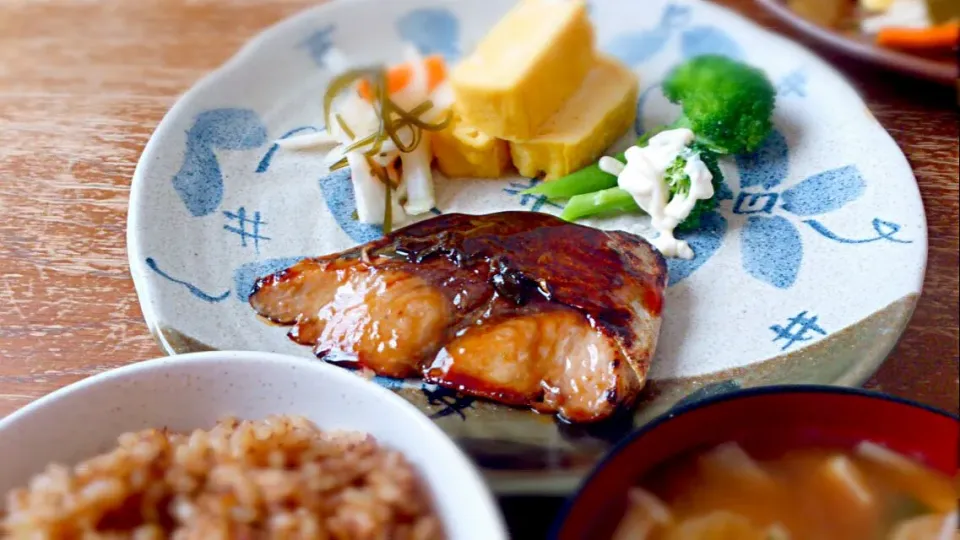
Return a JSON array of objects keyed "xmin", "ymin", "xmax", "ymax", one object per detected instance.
[{"xmin": 613, "ymin": 441, "xmax": 958, "ymax": 540}]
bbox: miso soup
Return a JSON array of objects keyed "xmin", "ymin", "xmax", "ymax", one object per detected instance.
[{"xmin": 612, "ymin": 441, "xmax": 958, "ymax": 540}]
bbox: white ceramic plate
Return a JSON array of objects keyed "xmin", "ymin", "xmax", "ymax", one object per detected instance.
[
  {"xmin": 127, "ymin": 0, "xmax": 926, "ymax": 493},
  {"xmin": 0, "ymin": 352, "xmax": 508, "ymax": 539}
]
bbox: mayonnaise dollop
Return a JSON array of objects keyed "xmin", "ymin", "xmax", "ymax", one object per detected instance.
[{"xmin": 600, "ymin": 128, "xmax": 714, "ymax": 259}]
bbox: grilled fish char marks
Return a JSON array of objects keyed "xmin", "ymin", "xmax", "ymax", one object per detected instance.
[{"xmin": 249, "ymin": 212, "xmax": 666, "ymax": 422}]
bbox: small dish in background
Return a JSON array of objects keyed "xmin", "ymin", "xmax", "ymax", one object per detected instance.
[
  {"xmin": 0, "ymin": 351, "xmax": 507, "ymax": 540},
  {"xmin": 756, "ymin": 0, "xmax": 957, "ymax": 85},
  {"xmin": 553, "ymin": 385, "xmax": 959, "ymax": 539}
]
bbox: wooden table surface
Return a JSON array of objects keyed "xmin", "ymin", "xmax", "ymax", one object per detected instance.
[{"xmin": 0, "ymin": 0, "xmax": 957, "ymax": 537}]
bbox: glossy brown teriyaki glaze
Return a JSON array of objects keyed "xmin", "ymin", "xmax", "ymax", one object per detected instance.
[{"xmin": 249, "ymin": 212, "xmax": 667, "ymax": 422}]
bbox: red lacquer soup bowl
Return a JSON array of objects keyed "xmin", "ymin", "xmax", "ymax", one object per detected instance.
[{"xmin": 551, "ymin": 385, "xmax": 959, "ymax": 539}]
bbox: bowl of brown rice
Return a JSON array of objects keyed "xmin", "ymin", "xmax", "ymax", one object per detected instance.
[{"xmin": 0, "ymin": 351, "xmax": 507, "ymax": 540}]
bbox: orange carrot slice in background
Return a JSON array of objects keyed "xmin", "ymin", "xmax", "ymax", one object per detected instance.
[
  {"xmin": 876, "ymin": 21, "xmax": 960, "ymax": 50},
  {"xmin": 357, "ymin": 55, "xmax": 447, "ymax": 101}
]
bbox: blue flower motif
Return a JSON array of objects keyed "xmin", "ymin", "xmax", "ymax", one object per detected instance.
[
  {"xmin": 605, "ymin": 1, "xmax": 743, "ymax": 66},
  {"xmin": 741, "ymin": 215, "xmax": 803, "ymax": 288},
  {"xmin": 397, "ymin": 8, "xmax": 460, "ymax": 60},
  {"xmin": 777, "ymin": 69, "xmax": 807, "ymax": 98},
  {"xmin": 604, "ymin": 4, "xmax": 690, "ymax": 66},
  {"xmin": 680, "ymin": 25, "xmax": 744, "ymax": 60},
  {"xmin": 172, "ymin": 109, "xmax": 267, "ymax": 217},
  {"xmin": 780, "ymin": 165, "xmax": 866, "ymax": 216},
  {"xmin": 668, "ymin": 129, "xmax": 868, "ymax": 289},
  {"xmin": 666, "ymin": 210, "xmax": 728, "ymax": 284},
  {"xmin": 300, "ymin": 26, "xmax": 336, "ymax": 67}
]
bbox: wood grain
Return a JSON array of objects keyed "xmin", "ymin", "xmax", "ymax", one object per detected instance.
[{"xmin": 0, "ymin": 0, "xmax": 956, "ymax": 431}]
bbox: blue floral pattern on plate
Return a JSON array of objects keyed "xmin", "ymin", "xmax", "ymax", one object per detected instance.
[{"xmin": 666, "ymin": 129, "xmax": 911, "ymax": 289}]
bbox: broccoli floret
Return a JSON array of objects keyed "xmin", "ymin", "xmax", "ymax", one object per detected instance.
[
  {"xmin": 662, "ymin": 55, "xmax": 776, "ymax": 155},
  {"xmin": 664, "ymin": 146, "xmax": 725, "ymax": 232},
  {"xmin": 664, "ymin": 156, "xmax": 690, "ymax": 195}
]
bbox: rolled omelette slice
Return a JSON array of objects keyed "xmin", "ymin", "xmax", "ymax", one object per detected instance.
[
  {"xmin": 432, "ymin": 112, "xmax": 512, "ymax": 178},
  {"xmin": 509, "ymin": 55, "xmax": 639, "ymax": 181},
  {"xmin": 450, "ymin": 0, "xmax": 594, "ymax": 141}
]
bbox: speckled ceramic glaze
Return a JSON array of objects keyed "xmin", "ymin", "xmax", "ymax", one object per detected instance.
[
  {"xmin": 0, "ymin": 352, "xmax": 508, "ymax": 540},
  {"xmin": 127, "ymin": 0, "xmax": 927, "ymax": 493}
]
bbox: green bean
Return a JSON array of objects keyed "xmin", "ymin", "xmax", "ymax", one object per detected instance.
[
  {"xmin": 559, "ymin": 187, "xmax": 641, "ymax": 222},
  {"xmin": 526, "ymin": 158, "xmax": 623, "ymax": 199}
]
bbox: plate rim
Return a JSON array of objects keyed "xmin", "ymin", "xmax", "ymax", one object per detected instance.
[{"xmin": 125, "ymin": 0, "xmax": 930, "ymax": 494}]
